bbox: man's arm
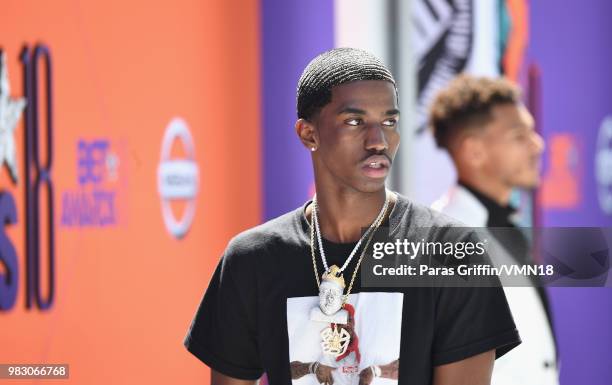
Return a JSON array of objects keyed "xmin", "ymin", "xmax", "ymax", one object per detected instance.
[
  {"xmin": 358, "ymin": 359, "xmax": 399, "ymax": 385},
  {"xmin": 211, "ymin": 370, "xmax": 257, "ymax": 385},
  {"xmin": 290, "ymin": 361, "xmax": 335, "ymax": 384},
  {"xmin": 432, "ymin": 350, "xmax": 495, "ymax": 385}
]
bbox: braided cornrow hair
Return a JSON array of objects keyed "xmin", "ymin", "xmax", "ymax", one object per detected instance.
[{"xmin": 296, "ymin": 48, "xmax": 397, "ymax": 120}]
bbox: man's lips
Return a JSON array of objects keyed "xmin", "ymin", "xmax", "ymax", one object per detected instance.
[
  {"xmin": 361, "ymin": 155, "xmax": 390, "ymax": 178},
  {"xmin": 362, "ymin": 155, "xmax": 390, "ymax": 169}
]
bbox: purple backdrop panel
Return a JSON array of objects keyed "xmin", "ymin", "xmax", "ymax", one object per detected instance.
[
  {"xmin": 530, "ymin": 0, "xmax": 612, "ymax": 227},
  {"xmin": 548, "ymin": 287, "xmax": 612, "ymax": 384},
  {"xmin": 262, "ymin": 0, "xmax": 334, "ymax": 220},
  {"xmin": 529, "ymin": 1, "xmax": 612, "ymax": 384}
]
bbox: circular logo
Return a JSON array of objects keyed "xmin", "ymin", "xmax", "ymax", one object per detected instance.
[
  {"xmin": 595, "ymin": 116, "xmax": 612, "ymax": 214},
  {"xmin": 157, "ymin": 118, "xmax": 199, "ymax": 239}
]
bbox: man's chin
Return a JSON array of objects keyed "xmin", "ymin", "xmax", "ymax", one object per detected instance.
[
  {"xmin": 355, "ymin": 179, "xmax": 388, "ymax": 194},
  {"xmin": 513, "ymin": 177, "xmax": 540, "ymax": 190}
]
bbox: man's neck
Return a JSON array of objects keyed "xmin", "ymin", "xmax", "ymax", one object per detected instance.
[
  {"xmin": 457, "ymin": 174, "xmax": 511, "ymax": 206},
  {"xmin": 307, "ymin": 187, "xmax": 392, "ymax": 244}
]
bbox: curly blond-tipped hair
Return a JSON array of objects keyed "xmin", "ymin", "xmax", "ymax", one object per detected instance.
[{"xmin": 429, "ymin": 75, "xmax": 521, "ymax": 149}]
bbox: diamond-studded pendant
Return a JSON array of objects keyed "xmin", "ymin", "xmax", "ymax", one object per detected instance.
[{"xmin": 319, "ymin": 265, "xmax": 346, "ymax": 316}]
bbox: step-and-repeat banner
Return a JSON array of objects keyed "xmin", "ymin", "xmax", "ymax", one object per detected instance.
[
  {"xmin": 528, "ymin": 1, "xmax": 612, "ymax": 383},
  {"xmin": 0, "ymin": 1, "xmax": 261, "ymax": 384},
  {"xmin": 1, "ymin": 0, "xmax": 610, "ymax": 384}
]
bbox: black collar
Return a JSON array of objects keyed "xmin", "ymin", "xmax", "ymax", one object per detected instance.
[{"xmin": 458, "ymin": 180, "xmax": 517, "ymax": 227}]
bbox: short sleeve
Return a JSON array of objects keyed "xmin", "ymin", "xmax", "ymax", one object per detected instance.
[
  {"xmin": 432, "ymin": 285, "xmax": 521, "ymax": 366},
  {"xmin": 183, "ymin": 253, "xmax": 263, "ymax": 380}
]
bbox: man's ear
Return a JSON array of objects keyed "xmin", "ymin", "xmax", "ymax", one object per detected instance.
[
  {"xmin": 295, "ymin": 118, "xmax": 319, "ymax": 151},
  {"xmin": 460, "ymin": 135, "xmax": 488, "ymax": 168}
]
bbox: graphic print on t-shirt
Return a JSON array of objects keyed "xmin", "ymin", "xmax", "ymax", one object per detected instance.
[{"xmin": 287, "ymin": 292, "xmax": 403, "ymax": 385}]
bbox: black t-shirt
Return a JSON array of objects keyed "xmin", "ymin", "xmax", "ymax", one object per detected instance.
[{"xmin": 184, "ymin": 194, "xmax": 521, "ymax": 385}]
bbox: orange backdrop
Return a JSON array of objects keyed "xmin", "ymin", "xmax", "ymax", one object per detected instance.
[{"xmin": 0, "ymin": 0, "xmax": 261, "ymax": 383}]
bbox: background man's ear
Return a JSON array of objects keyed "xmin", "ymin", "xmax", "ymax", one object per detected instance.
[
  {"xmin": 295, "ymin": 118, "xmax": 319, "ymax": 151},
  {"xmin": 460, "ymin": 135, "xmax": 488, "ymax": 168}
]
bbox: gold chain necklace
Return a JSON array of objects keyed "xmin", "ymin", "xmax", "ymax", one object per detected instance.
[{"xmin": 310, "ymin": 199, "xmax": 390, "ymax": 304}]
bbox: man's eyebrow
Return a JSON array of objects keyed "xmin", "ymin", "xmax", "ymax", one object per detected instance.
[
  {"xmin": 336, "ymin": 107, "xmax": 401, "ymax": 115},
  {"xmin": 337, "ymin": 107, "xmax": 367, "ymax": 115},
  {"xmin": 386, "ymin": 108, "xmax": 400, "ymax": 115}
]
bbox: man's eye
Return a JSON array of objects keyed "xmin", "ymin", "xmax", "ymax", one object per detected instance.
[
  {"xmin": 514, "ymin": 133, "xmax": 527, "ymax": 141},
  {"xmin": 345, "ymin": 118, "xmax": 362, "ymax": 126},
  {"xmin": 382, "ymin": 119, "xmax": 397, "ymax": 127}
]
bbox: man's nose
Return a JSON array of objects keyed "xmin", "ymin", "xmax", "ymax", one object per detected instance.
[
  {"xmin": 365, "ymin": 124, "xmax": 388, "ymax": 152},
  {"xmin": 531, "ymin": 131, "xmax": 545, "ymax": 154}
]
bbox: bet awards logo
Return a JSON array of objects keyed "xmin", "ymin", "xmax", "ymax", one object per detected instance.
[
  {"xmin": 61, "ymin": 138, "xmax": 122, "ymax": 227},
  {"xmin": 596, "ymin": 116, "xmax": 612, "ymax": 215},
  {"xmin": 0, "ymin": 46, "xmax": 56, "ymax": 311},
  {"xmin": 157, "ymin": 118, "xmax": 199, "ymax": 239}
]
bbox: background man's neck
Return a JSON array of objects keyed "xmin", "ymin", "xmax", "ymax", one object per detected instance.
[{"xmin": 457, "ymin": 173, "xmax": 511, "ymax": 206}]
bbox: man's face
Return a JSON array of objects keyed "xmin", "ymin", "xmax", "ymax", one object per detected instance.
[
  {"xmin": 480, "ymin": 103, "xmax": 544, "ymax": 189},
  {"xmin": 312, "ymin": 80, "xmax": 400, "ymax": 193}
]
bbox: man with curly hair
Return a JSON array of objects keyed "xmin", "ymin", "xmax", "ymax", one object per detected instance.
[{"xmin": 430, "ymin": 75, "xmax": 558, "ymax": 385}]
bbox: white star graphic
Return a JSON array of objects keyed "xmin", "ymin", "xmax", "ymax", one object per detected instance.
[{"xmin": 0, "ymin": 51, "xmax": 26, "ymax": 184}]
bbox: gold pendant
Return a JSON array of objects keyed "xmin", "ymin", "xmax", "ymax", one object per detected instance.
[{"xmin": 320, "ymin": 324, "xmax": 350, "ymax": 357}]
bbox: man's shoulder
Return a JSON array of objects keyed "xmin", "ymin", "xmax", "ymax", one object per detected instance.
[
  {"xmin": 392, "ymin": 193, "xmax": 481, "ymax": 244},
  {"xmin": 225, "ymin": 206, "xmax": 304, "ymax": 258},
  {"xmin": 395, "ymin": 193, "xmax": 468, "ymax": 229}
]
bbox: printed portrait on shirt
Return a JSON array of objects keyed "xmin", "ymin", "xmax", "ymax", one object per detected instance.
[{"xmin": 287, "ymin": 292, "xmax": 403, "ymax": 385}]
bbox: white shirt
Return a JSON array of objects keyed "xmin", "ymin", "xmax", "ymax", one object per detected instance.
[{"xmin": 432, "ymin": 185, "xmax": 559, "ymax": 385}]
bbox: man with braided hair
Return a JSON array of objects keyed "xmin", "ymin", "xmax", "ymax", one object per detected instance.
[{"xmin": 184, "ymin": 48, "xmax": 521, "ymax": 385}]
